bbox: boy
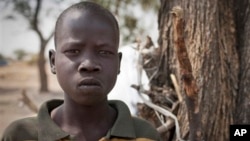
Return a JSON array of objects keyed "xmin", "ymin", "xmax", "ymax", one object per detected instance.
[{"xmin": 1, "ymin": 1, "xmax": 160, "ymax": 141}]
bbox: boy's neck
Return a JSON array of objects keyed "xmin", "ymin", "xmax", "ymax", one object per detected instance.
[
  {"xmin": 51, "ymin": 98, "xmax": 117, "ymax": 140},
  {"xmin": 64, "ymin": 97, "xmax": 115, "ymax": 123}
]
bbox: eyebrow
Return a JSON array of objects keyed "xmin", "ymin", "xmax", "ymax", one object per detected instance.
[
  {"xmin": 60, "ymin": 40, "xmax": 116, "ymax": 50},
  {"xmin": 60, "ymin": 41, "xmax": 85, "ymax": 50}
]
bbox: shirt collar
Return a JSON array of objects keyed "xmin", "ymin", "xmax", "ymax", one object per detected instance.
[
  {"xmin": 107, "ymin": 100, "xmax": 136, "ymax": 139},
  {"xmin": 38, "ymin": 100, "xmax": 69, "ymax": 141},
  {"xmin": 37, "ymin": 99, "xmax": 136, "ymax": 141}
]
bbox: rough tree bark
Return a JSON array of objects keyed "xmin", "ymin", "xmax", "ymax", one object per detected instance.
[
  {"xmin": 171, "ymin": 6, "xmax": 202, "ymax": 141},
  {"xmin": 234, "ymin": 0, "xmax": 250, "ymax": 124},
  {"xmin": 155, "ymin": 0, "xmax": 245, "ymax": 140}
]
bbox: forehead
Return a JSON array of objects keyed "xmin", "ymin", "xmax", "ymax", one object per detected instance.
[
  {"xmin": 56, "ymin": 10, "xmax": 119, "ymax": 46},
  {"xmin": 65, "ymin": 10, "xmax": 113, "ymax": 31}
]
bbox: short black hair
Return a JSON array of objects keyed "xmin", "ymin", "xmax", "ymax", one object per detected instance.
[{"xmin": 54, "ymin": 1, "xmax": 119, "ymax": 48}]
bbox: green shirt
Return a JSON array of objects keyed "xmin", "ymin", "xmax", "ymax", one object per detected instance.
[{"xmin": 1, "ymin": 100, "xmax": 161, "ymax": 141}]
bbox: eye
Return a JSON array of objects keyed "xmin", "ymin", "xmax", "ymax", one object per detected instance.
[
  {"xmin": 64, "ymin": 49, "xmax": 80, "ymax": 55},
  {"xmin": 98, "ymin": 50, "xmax": 114, "ymax": 55}
]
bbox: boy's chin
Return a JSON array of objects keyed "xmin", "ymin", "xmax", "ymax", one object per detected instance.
[{"xmin": 71, "ymin": 93, "xmax": 108, "ymax": 106}]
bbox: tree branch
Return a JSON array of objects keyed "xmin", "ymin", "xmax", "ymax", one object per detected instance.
[
  {"xmin": 44, "ymin": 31, "xmax": 54, "ymax": 46},
  {"xmin": 32, "ymin": 0, "xmax": 44, "ymax": 42}
]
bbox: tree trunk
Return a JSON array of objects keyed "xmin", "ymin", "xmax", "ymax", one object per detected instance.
[
  {"xmin": 156, "ymin": 0, "xmax": 241, "ymax": 140},
  {"xmin": 31, "ymin": 0, "xmax": 50, "ymax": 93},
  {"xmin": 234, "ymin": 0, "xmax": 250, "ymax": 124},
  {"xmin": 38, "ymin": 41, "xmax": 48, "ymax": 92}
]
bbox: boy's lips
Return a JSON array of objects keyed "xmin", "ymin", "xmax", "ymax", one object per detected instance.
[{"xmin": 78, "ymin": 78, "xmax": 101, "ymax": 88}]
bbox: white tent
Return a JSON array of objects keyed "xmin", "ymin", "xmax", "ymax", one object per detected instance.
[{"xmin": 108, "ymin": 43, "xmax": 149, "ymax": 115}]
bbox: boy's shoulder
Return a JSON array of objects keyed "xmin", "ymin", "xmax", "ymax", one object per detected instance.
[
  {"xmin": 1, "ymin": 117, "xmax": 38, "ymax": 141},
  {"xmin": 108, "ymin": 100, "xmax": 161, "ymax": 140},
  {"xmin": 2, "ymin": 100, "xmax": 65, "ymax": 141},
  {"xmin": 131, "ymin": 116, "xmax": 161, "ymax": 140}
]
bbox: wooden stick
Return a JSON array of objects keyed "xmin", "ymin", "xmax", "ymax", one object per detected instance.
[
  {"xmin": 21, "ymin": 89, "xmax": 38, "ymax": 113},
  {"xmin": 171, "ymin": 6, "xmax": 202, "ymax": 141},
  {"xmin": 170, "ymin": 74, "xmax": 183, "ymax": 102},
  {"xmin": 157, "ymin": 119, "xmax": 175, "ymax": 133}
]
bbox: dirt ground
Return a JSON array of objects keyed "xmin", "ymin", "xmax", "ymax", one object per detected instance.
[{"xmin": 0, "ymin": 62, "xmax": 64, "ymax": 138}]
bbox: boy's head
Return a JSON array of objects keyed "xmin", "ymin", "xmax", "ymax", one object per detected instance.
[
  {"xmin": 54, "ymin": 1, "xmax": 120, "ymax": 48},
  {"xmin": 49, "ymin": 1, "xmax": 122, "ymax": 106}
]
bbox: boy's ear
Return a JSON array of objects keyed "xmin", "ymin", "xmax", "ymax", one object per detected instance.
[
  {"xmin": 49, "ymin": 49, "xmax": 56, "ymax": 74},
  {"xmin": 118, "ymin": 52, "xmax": 122, "ymax": 74}
]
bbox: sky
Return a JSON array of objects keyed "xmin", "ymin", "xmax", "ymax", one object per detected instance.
[{"xmin": 0, "ymin": 0, "xmax": 159, "ymax": 58}]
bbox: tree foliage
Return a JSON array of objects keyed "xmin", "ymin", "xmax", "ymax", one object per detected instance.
[
  {"xmin": 14, "ymin": 49, "xmax": 28, "ymax": 60},
  {"xmin": 88, "ymin": 0, "xmax": 159, "ymax": 43}
]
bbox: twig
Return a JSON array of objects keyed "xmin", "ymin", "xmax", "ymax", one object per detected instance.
[
  {"xmin": 171, "ymin": 6, "xmax": 202, "ymax": 141},
  {"xmin": 170, "ymin": 74, "xmax": 183, "ymax": 102},
  {"xmin": 154, "ymin": 110, "xmax": 165, "ymax": 125},
  {"xmin": 157, "ymin": 119, "xmax": 175, "ymax": 133},
  {"xmin": 136, "ymin": 90, "xmax": 185, "ymax": 141}
]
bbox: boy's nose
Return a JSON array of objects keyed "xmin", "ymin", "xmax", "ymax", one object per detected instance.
[{"xmin": 77, "ymin": 59, "xmax": 101, "ymax": 73}]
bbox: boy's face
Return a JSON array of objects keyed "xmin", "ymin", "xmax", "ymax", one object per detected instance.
[{"xmin": 50, "ymin": 10, "xmax": 121, "ymax": 106}]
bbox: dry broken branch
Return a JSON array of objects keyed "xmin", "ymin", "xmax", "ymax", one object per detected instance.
[
  {"xmin": 171, "ymin": 6, "xmax": 202, "ymax": 141},
  {"xmin": 132, "ymin": 85, "xmax": 185, "ymax": 141},
  {"xmin": 135, "ymin": 40, "xmax": 185, "ymax": 141},
  {"xmin": 21, "ymin": 89, "xmax": 38, "ymax": 113},
  {"xmin": 170, "ymin": 74, "xmax": 183, "ymax": 102}
]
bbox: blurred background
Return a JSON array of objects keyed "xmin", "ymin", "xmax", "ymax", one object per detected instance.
[{"xmin": 0, "ymin": 0, "xmax": 160, "ymax": 137}]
